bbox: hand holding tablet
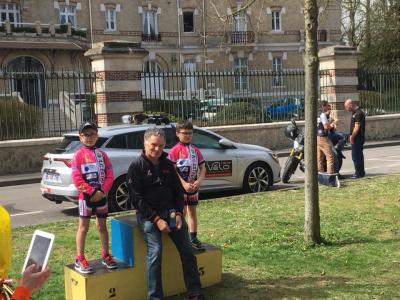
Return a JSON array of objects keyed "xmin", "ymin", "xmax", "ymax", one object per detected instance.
[{"xmin": 22, "ymin": 230, "xmax": 54, "ymax": 274}]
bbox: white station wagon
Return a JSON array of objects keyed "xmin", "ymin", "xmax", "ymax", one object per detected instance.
[{"xmin": 41, "ymin": 122, "xmax": 281, "ymax": 212}]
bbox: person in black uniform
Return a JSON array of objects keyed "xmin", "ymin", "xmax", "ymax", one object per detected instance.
[
  {"xmin": 126, "ymin": 127, "xmax": 204, "ymax": 300},
  {"xmin": 344, "ymin": 98, "xmax": 366, "ymax": 178}
]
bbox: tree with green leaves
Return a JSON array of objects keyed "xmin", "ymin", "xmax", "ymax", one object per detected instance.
[{"xmin": 361, "ymin": 0, "xmax": 400, "ymax": 66}]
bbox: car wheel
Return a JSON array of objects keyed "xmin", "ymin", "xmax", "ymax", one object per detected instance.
[
  {"xmin": 243, "ymin": 162, "xmax": 272, "ymax": 193},
  {"xmin": 107, "ymin": 176, "xmax": 131, "ymax": 212}
]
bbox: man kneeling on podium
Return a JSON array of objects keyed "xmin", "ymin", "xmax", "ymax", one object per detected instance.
[{"xmin": 127, "ymin": 127, "xmax": 204, "ymax": 300}]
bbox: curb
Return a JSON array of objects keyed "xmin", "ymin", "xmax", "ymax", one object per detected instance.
[
  {"xmin": 0, "ymin": 140, "xmax": 399, "ymax": 187},
  {"xmin": 275, "ymin": 139, "xmax": 400, "ymax": 158},
  {"xmin": 0, "ymin": 176, "xmax": 41, "ymax": 188}
]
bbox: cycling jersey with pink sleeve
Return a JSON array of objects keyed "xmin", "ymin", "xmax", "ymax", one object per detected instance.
[
  {"xmin": 168, "ymin": 142, "xmax": 205, "ymax": 183},
  {"xmin": 71, "ymin": 146, "xmax": 114, "ymax": 201}
]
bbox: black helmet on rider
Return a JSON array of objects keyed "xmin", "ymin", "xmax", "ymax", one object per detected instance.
[{"xmin": 284, "ymin": 123, "xmax": 299, "ymax": 140}]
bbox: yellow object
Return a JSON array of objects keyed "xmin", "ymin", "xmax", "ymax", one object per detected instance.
[
  {"xmin": 65, "ymin": 215, "xmax": 222, "ymax": 300},
  {"xmin": 64, "ymin": 260, "xmax": 146, "ymax": 300},
  {"xmin": 0, "ymin": 205, "xmax": 12, "ymax": 278}
]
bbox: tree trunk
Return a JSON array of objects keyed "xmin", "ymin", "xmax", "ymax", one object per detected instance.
[{"xmin": 303, "ymin": 0, "xmax": 321, "ymax": 244}]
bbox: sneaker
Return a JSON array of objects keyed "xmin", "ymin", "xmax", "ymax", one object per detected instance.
[
  {"xmin": 334, "ymin": 175, "xmax": 341, "ymax": 188},
  {"xmin": 74, "ymin": 257, "xmax": 94, "ymax": 274},
  {"xmin": 102, "ymin": 254, "xmax": 118, "ymax": 269},
  {"xmin": 191, "ymin": 238, "xmax": 205, "ymax": 251}
]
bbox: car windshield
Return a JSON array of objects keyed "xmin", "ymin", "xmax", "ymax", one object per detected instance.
[{"xmin": 49, "ymin": 135, "xmax": 108, "ymax": 154}]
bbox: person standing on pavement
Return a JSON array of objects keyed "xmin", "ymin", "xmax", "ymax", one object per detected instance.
[
  {"xmin": 126, "ymin": 127, "xmax": 204, "ymax": 300},
  {"xmin": 317, "ymin": 101, "xmax": 335, "ymax": 174},
  {"xmin": 344, "ymin": 98, "xmax": 366, "ymax": 178}
]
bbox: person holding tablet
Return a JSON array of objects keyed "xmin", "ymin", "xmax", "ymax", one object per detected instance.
[{"xmin": 71, "ymin": 122, "xmax": 117, "ymax": 274}]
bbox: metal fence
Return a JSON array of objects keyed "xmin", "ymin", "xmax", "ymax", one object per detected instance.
[
  {"xmin": 0, "ymin": 70, "xmax": 97, "ymax": 141},
  {"xmin": 358, "ymin": 67, "xmax": 400, "ymax": 116},
  {"xmin": 2, "ymin": 67, "xmax": 400, "ymax": 141},
  {"xmin": 141, "ymin": 69, "xmax": 306, "ymax": 126}
]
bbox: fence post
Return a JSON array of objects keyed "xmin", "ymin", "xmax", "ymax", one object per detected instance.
[
  {"xmin": 85, "ymin": 41, "xmax": 148, "ymax": 127},
  {"xmin": 318, "ymin": 45, "xmax": 360, "ymax": 132}
]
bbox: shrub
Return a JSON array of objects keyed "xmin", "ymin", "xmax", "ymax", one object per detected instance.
[
  {"xmin": 359, "ymin": 90, "xmax": 387, "ymax": 116},
  {"xmin": 11, "ymin": 26, "xmax": 37, "ymax": 34},
  {"xmin": 71, "ymin": 28, "xmax": 87, "ymax": 38},
  {"xmin": 84, "ymin": 93, "xmax": 96, "ymax": 122},
  {"xmin": 55, "ymin": 24, "xmax": 68, "ymax": 34},
  {"xmin": 213, "ymin": 102, "xmax": 264, "ymax": 125},
  {"xmin": 143, "ymin": 98, "xmax": 201, "ymax": 120},
  {"xmin": 0, "ymin": 99, "xmax": 42, "ymax": 140}
]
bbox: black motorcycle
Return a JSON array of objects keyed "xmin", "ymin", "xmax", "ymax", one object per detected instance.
[
  {"xmin": 281, "ymin": 119, "xmax": 348, "ymax": 183},
  {"xmin": 282, "ymin": 119, "xmax": 305, "ymax": 183}
]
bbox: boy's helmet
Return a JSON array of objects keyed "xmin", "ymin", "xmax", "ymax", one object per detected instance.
[{"xmin": 284, "ymin": 123, "xmax": 299, "ymax": 140}]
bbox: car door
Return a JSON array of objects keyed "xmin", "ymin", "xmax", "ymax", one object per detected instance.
[
  {"xmin": 191, "ymin": 129, "xmax": 239, "ymax": 190},
  {"xmin": 104, "ymin": 130, "xmax": 145, "ymax": 178}
]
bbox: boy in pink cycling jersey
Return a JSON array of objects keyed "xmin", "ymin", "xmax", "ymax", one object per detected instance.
[
  {"xmin": 71, "ymin": 122, "xmax": 117, "ymax": 273},
  {"xmin": 168, "ymin": 120, "xmax": 206, "ymax": 250}
]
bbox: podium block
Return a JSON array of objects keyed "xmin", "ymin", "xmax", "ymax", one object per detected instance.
[
  {"xmin": 64, "ymin": 260, "xmax": 146, "ymax": 300},
  {"xmin": 64, "ymin": 215, "xmax": 222, "ymax": 300}
]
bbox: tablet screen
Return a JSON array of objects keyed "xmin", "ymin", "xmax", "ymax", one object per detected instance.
[{"xmin": 22, "ymin": 231, "xmax": 54, "ymax": 273}]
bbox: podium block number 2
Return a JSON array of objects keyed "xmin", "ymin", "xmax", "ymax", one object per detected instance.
[{"xmin": 109, "ymin": 287, "xmax": 116, "ymax": 298}]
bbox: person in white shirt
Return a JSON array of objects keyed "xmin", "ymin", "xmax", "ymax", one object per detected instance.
[{"xmin": 317, "ymin": 101, "xmax": 334, "ymax": 174}]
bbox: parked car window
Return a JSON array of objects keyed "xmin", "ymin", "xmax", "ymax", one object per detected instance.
[
  {"xmin": 106, "ymin": 134, "xmax": 128, "ymax": 149},
  {"xmin": 192, "ymin": 129, "xmax": 222, "ymax": 149},
  {"xmin": 126, "ymin": 131, "xmax": 145, "ymax": 149},
  {"xmin": 50, "ymin": 136, "xmax": 107, "ymax": 154},
  {"xmin": 165, "ymin": 127, "xmax": 178, "ymax": 149}
]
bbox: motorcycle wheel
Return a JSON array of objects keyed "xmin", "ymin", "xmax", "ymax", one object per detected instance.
[{"xmin": 282, "ymin": 156, "xmax": 300, "ymax": 183}]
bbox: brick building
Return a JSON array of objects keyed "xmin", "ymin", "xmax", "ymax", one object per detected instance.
[{"xmin": 0, "ymin": 0, "xmax": 341, "ymax": 73}]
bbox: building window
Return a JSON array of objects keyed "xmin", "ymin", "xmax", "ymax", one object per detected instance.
[
  {"xmin": 271, "ymin": 10, "xmax": 281, "ymax": 31},
  {"xmin": 233, "ymin": 12, "xmax": 247, "ymax": 32},
  {"xmin": 105, "ymin": 8, "xmax": 116, "ymax": 31},
  {"xmin": 143, "ymin": 10, "xmax": 157, "ymax": 35},
  {"xmin": 183, "ymin": 11, "xmax": 194, "ymax": 33},
  {"xmin": 272, "ymin": 57, "xmax": 283, "ymax": 86},
  {"xmin": 0, "ymin": 3, "xmax": 20, "ymax": 25},
  {"xmin": 142, "ymin": 10, "xmax": 160, "ymax": 41},
  {"xmin": 59, "ymin": 5, "xmax": 76, "ymax": 27},
  {"xmin": 234, "ymin": 57, "xmax": 248, "ymax": 91},
  {"xmin": 7, "ymin": 56, "xmax": 46, "ymax": 108}
]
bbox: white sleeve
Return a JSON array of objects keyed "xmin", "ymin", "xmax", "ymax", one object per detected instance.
[{"xmin": 320, "ymin": 113, "xmax": 328, "ymax": 125}]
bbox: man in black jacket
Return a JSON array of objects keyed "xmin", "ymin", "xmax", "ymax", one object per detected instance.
[
  {"xmin": 344, "ymin": 98, "xmax": 366, "ymax": 178},
  {"xmin": 127, "ymin": 127, "xmax": 204, "ymax": 300}
]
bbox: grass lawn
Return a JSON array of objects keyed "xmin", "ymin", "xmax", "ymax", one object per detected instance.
[{"xmin": 8, "ymin": 175, "xmax": 400, "ymax": 299}]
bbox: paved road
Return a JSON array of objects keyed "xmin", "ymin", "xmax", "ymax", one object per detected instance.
[
  {"xmin": 1, "ymin": 145, "xmax": 400, "ymax": 228},
  {"xmin": 1, "ymin": 184, "xmax": 78, "ymax": 228}
]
